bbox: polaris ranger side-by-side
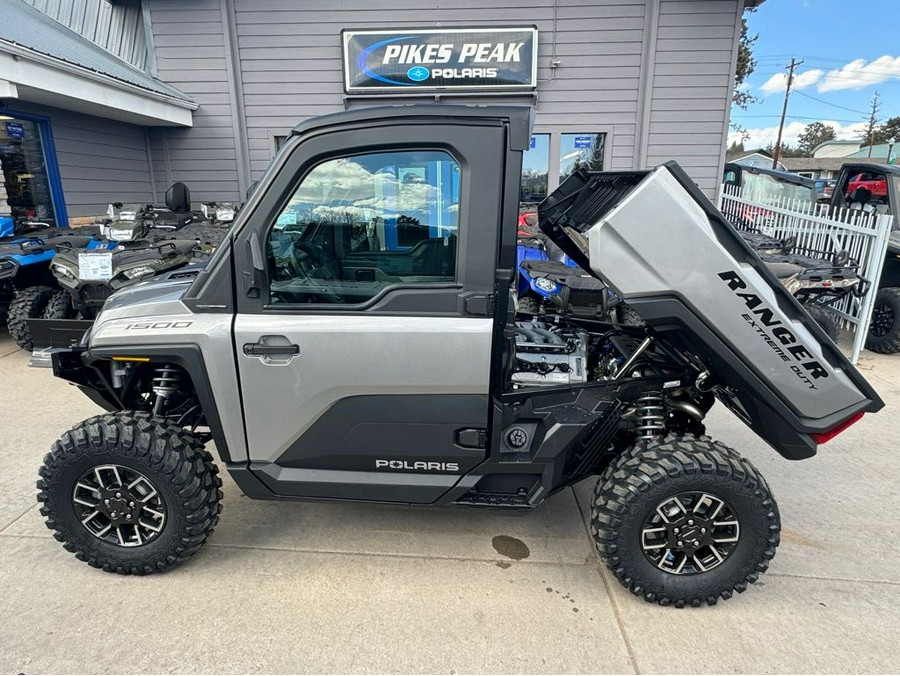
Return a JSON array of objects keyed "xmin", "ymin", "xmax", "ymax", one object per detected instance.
[{"xmin": 37, "ymin": 107, "xmax": 882, "ymax": 607}]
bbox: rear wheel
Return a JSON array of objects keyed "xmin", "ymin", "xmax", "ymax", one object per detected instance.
[
  {"xmin": 0, "ymin": 281, "xmax": 13, "ymax": 328},
  {"xmin": 803, "ymin": 303, "xmax": 840, "ymax": 343},
  {"xmin": 7, "ymin": 285, "xmax": 56, "ymax": 350},
  {"xmin": 866, "ymin": 287, "xmax": 900, "ymax": 354},
  {"xmin": 37, "ymin": 412, "xmax": 223, "ymax": 574},
  {"xmin": 590, "ymin": 435, "xmax": 780, "ymax": 607}
]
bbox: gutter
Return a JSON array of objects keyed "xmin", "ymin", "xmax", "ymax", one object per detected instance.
[{"xmin": 0, "ymin": 39, "xmax": 198, "ymax": 111}]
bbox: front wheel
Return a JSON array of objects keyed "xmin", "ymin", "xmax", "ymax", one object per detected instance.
[
  {"xmin": 866, "ymin": 287, "xmax": 900, "ymax": 354},
  {"xmin": 7, "ymin": 285, "xmax": 56, "ymax": 350},
  {"xmin": 590, "ymin": 435, "xmax": 780, "ymax": 607},
  {"xmin": 37, "ymin": 412, "xmax": 222, "ymax": 574}
]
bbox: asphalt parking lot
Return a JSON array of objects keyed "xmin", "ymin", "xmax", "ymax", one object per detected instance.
[{"xmin": 1, "ymin": 332, "xmax": 898, "ymax": 674}]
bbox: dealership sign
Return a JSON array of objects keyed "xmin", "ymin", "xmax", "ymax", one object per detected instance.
[{"xmin": 342, "ymin": 27, "xmax": 538, "ymax": 93}]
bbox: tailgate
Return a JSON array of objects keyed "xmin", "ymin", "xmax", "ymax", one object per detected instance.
[{"xmin": 538, "ymin": 162, "xmax": 883, "ymax": 459}]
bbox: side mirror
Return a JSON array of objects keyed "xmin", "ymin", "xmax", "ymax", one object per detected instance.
[{"xmin": 246, "ymin": 181, "xmax": 259, "ymax": 200}]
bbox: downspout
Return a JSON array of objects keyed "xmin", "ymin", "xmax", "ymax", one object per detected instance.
[
  {"xmin": 144, "ymin": 127, "xmax": 158, "ymax": 203},
  {"xmin": 717, "ymin": 2, "xmax": 746, "ymax": 202},
  {"xmin": 221, "ymin": 0, "xmax": 251, "ymax": 198},
  {"xmin": 140, "ymin": 0, "xmax": 158, "ymax": 76},
  {"xmin": 634, "ymin": 0, "xmax": 659, "ymax": 168}
]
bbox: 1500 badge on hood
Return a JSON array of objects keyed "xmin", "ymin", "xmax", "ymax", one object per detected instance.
[{"xmin": 342, "ymin": 27, "xmax": 538, "ymax": 92}]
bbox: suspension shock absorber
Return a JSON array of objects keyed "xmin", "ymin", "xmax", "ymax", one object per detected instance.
[
  {"xmin": 635, "ymin": 392, "xmax": 666, "ymax": 440},
  {"xmin": 151, "ymin": 364, "xmax": 181, "ymax": 416}
]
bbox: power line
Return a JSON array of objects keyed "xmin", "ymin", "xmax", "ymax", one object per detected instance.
[{"xmin": 793, "ymin": 90, "xmax": 869, "ymax": 115}]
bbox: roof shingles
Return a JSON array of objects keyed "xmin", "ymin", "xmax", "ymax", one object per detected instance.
[{"xmin": 0, "ymin": 0, "xmax": 193, "ymax": 104}]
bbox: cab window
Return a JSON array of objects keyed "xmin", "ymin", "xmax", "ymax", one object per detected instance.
[{"xmin": 267, "ymin": 150, "xmax": 460, "ymax": 306}]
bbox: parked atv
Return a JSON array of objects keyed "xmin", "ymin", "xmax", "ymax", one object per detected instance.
[
  {"xmin": 825, "ymin": 164, "xmax": 900, "ymax": 353},
  {"xmin": 0, "ymin": 231, "xmax": 111, "ymax": 349},
  {"xmin": 37, "ymin": 107, "xmax": 880, "ymax": 609},
  {"xmin": 722, "ymin": 167, "xmax": 863, "ymax": 342},
  {"xmin": 45, "ymin": 238, "xmax": 202, "ymax": 322}
]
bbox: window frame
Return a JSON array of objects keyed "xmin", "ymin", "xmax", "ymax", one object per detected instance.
[
  {"xmin": 261, "ymin": 145, "xmax": 466, "ymax": 313},
  {"xmin": 528, "ymin": 126, "xmax": 613, "ymax": 197}
]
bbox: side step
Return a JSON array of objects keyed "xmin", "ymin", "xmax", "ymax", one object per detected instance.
[{"xmin": 453, "ymin": 491, "xmax": 535, "ymax": 509}]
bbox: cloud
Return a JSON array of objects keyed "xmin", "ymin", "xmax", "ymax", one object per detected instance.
[
  {"xmin": 728, "ymin": 119, "xmax": 866, "ymax": 149},
  {"xmin": 817, "ymin": 55, "xmax": 900, "ymax": 92},
  {"xmin": 760, "ymin": 68, "xmax": 823, "ymax": 95}
]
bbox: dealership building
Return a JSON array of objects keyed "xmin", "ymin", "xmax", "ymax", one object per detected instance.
[{"xmin": 0, "ymin": 0, "xmax": 760, "ymax": 226}]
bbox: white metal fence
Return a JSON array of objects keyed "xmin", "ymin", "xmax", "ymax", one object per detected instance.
[{"xmin": 718, "ymin": 184, "xmax": 894, "ymax": 364}]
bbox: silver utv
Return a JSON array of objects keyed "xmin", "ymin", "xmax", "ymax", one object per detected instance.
[{"xmin": 37, "ymin": 106, "xmax": 881, "ymax": 607}]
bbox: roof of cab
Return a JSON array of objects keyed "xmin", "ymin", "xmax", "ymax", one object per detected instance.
[{"xmin": 289, "ymin": 104, "xmax": 533, "ymax": 151}]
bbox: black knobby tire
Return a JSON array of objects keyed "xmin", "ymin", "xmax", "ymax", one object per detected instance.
[
  {"xmin": 0, "ymin": 281, "xmax": 13, "ymax": 329},
  {"xmin": 42, "ymin": 290, "xmax": 79, "ymax": 320},
  {"xmin": 7, "ymin": 285, "xmax": 56, "ymax": 350},
  {"xmin": 802, "ymin": 303, "xmax": 840, "ymax": 343},
  {"xmin": 37, "ymin": 412, "xmax": 223, "ymax": 574},
  {"xmin": 590, "ymin": 435, "xmax": 780, "ymax": 607},
  {"xmin": 866, "ymin": 287, "xmax": 900, "ymax": 354}
]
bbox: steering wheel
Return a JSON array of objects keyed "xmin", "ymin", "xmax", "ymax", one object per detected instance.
[{"xmin": 285, "ymin": 241, "xmax": 343, "ymax": 303}]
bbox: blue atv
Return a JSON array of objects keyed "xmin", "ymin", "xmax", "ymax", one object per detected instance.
[
  {"xmin": 516, "ymin": 230, "xmax": 615, "ymax": 316},
  {"xmin": 1, "ymin": 231, "xmax": 111, "ymax": 350}
]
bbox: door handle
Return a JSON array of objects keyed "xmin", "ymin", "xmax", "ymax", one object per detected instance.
[{"xmin": 242, "ymin": 342, "xmax": 300, "ymax": 357}]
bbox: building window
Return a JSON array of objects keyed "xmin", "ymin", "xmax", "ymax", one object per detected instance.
[
  {"xmin": 0, "ymin": 115, "xmax": 64, "ymax": 227},
  {"xmin": 267, "ymin": 149, "xmax": 459, "ymax": 306},
  {"xmin": 559, "ymin": 133, "xmax": 606, "ymax": 183},
  {"xmin": 520, "ymin": 133, "xmax": 549, "ymax": 206}
]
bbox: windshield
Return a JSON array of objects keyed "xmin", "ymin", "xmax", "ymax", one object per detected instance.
[{"xmin": 742, "ymin": 172, "xmax": 816, "ymax": 207}]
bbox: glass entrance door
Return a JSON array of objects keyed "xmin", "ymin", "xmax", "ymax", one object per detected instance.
[{"xmin": 0, "ymin": 114, "xmax": 64, "ymax": 228}]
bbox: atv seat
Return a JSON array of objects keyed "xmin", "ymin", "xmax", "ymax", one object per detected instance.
[
  {"xmin": 154, "ymin": 182, "xmax": 195, "ymax": 229},
  {"xmin": 764, "ymin": 261, "xmax": 803, "ymax": 279}
]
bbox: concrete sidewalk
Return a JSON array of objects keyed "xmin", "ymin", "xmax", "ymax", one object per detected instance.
[{"xmin": 1, "ymin": 333, "xmax": 898, "ymax": 674}]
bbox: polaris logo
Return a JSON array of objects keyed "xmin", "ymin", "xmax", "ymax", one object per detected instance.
[
  {"xmin": 719, "ymin": 271, "xmax": 828, "ymax": 389},
  {"xmin": 375, "ymin": 459, "xmax": 460, "ymax": 472}
]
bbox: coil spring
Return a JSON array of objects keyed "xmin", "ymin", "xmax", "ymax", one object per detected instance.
[
  {"xmin": 635, "ymin": 392, "xmax": 666, "ymax": 440},
  {"xmin": 151, "ymin": 364, "xmax": 181, "ymax": 415}
]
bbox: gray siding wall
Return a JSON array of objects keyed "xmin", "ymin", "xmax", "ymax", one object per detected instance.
[
  {"xmin": 146, "ymin": 0, "xmax": 241, "ymax": 203},
  {"xmin": 645, "ymin": 0, "xmax": 740, "ymax": 192},
  {"xmin": 12, "ymin": 102, "xmax": 153, "ymax": 219},
  {"xmin": 145, "ymin": 0, "xmax": 740, "ymax": 198},
  {"xmin": 21, "ymin": 0, "xmax": 151, "ymax": 70}
]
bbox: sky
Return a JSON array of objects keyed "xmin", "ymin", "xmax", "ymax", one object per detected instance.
[{"xmin": 729, "ymin": 0, "xmax": 900, "ymax": 149}]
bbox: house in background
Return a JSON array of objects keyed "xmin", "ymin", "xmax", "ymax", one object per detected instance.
[
  {"xmin": 811, "ymin": 140, "xmax": 862, "ymax": 159},
  {"xmin": 724, "ymin": 148, "xmax": 786, "ymax": 171}
]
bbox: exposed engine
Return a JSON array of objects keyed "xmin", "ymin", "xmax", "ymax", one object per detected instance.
[{"xmin": 512, "ymin": 320, "xmax": 589, "ymax": 386}]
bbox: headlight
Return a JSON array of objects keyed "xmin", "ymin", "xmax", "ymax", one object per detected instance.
[
  {"xmin": 117, "ymin": 210, "xmax": 138, "ymax": 222},
  {"xmin": 109, "ymin": 228, "xmax": 135, "ymax": 242},
  {"xmin": 123, "ymin": 265, "xmax": 155, "ymax": 279},
  {"xmin": 215, "ymin": 206, "xmax": 235, "ymax": 222},
  {"xmin": 53, "ymin": 263, "xmax": 75, "ymax": 279},
  {"xmin": 535, "ymin": 277, "xmax": 557, "ymax": 292}
]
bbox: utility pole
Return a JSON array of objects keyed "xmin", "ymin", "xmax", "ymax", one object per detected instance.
[{"xmin": 772, "ymin": 57, "xmax": 802, "ymax": 170}]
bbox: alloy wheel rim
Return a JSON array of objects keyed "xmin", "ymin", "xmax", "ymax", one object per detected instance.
[
  {"xmin": 640, "ymin": 491, "xmax": 740, "ymax": 575},
  {"xmin": 72, "ymin": 464, "xmax": 166, "ymax": 547},
  {"xmin": 870, "ymin": 303, "xmax": 894, "ymax": 338}
]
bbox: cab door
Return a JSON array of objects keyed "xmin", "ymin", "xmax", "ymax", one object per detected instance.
[{"xmin": 232, "ymin": 119, "xmax": 513, "ymax": 503}]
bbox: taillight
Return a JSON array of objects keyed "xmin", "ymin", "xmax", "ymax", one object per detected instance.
[{"xmin": 810, "ymin": 411, "xmax": 864, "ymax": 444}]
